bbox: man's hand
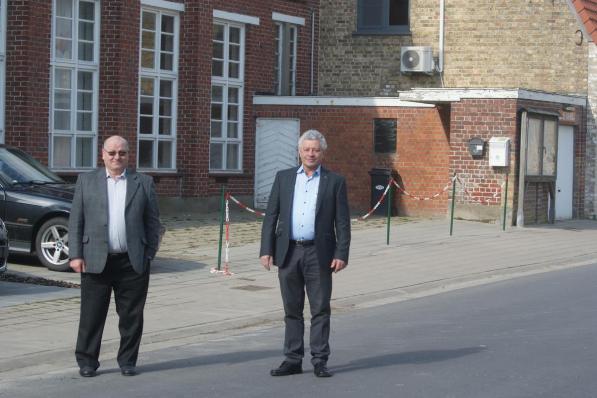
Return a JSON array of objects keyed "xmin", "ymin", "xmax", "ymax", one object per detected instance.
[
  {"xmin": 260, "ymin": 255, "xmax": 273, "ymax": 271},
  {"xmin": 330, "ymin": 259, "xmax": 346, "ymax": 273},
  {"xmin": 70, "ymin": 258, "xmax": 86, "ymax": 273}
]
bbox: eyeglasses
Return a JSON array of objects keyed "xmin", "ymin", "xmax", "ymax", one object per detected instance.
[{"xmin": 104, "ymin": 149, "xmax": 128, "ymax": 157}]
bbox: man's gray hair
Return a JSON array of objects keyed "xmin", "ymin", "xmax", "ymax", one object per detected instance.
[{"xmin": 299, "ymin": 129, "xmax": 328, "ymax": 151}]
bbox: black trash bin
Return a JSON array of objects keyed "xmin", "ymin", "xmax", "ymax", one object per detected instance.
[{"xmin": 369, "ymin": 168, "xmax": 396, "ymax": 216}]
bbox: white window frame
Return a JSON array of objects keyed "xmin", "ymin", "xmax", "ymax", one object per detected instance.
[
  {"xmin": 210, "ymin": 19, "xmax": 246, "ymax": 173},
  {"xmin": 137, "ymin": 6, "xmax": 179, "ymax": 171},
  {"xmin": 50, "ymin": 0, "xmax": 100, "ymax": 170},
  {"xmin": 0, "ymin": 0, "xmax": 7, "ymax": 144},
  {"xmin": 274, "ymin": 22, "xmax": 297, "ymax": 96}
]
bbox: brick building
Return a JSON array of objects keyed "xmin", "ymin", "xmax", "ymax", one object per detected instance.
[{"xmin": 0, "ymin": 0, "xmax": 318, "ymax": 210}]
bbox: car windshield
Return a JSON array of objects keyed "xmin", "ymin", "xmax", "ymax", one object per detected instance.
[{"xmin": 0, "ymin": 147, "xmax": 64, "ymax": 185}]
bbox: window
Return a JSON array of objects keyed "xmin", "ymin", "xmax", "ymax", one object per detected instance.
[
  {"xmin": 357, "ymin": 0, "xmax": 409, "ymax": 34},
  {"xmin": 50, "ymin": 0, "xmax": 99, "ymax": 169},
  {"xmin": 274, "ymin": 23, "xmax": 297, "ymax": 95},
  {"xmin": 211, "ymin": 21, "xmax": 244, "ymax": 172},
  {"xmin": 374, "ymin": 119, "xmax": 397, "ymax": 153},
  {"xmin": 138, "ymin": 8, "xmax": 179, "ymax": 170},
  {"xmin": 526, "ymin": 115, "xmax": 557, "ymax": 177}
]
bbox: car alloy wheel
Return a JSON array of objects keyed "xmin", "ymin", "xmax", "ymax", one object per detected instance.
[{"xmin": 35, "ymin": 217, "xmax": 70, "ymax": 271}]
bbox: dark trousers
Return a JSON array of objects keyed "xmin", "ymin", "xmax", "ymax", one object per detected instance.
[
  {"xmin": 278, "ymin": 244, "xmax": 333, "ymax": 366},
  {"xmin": 75, "ymin": 254, "xmax": 150, "ymax": 370}
]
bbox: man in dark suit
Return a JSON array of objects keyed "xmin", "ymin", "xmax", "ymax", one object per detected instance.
[
  {"xmin": 69, "ymin": 135, "xmax": 161, "ymax": 378},
  {"xmin": 260, "ymin": 129, "xmax": 351, "ymax": 378}
]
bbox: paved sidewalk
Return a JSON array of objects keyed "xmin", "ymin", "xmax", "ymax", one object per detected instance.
[{"xmin": 2, "ymin": 215, "xmax": 597, "ymax": 383}]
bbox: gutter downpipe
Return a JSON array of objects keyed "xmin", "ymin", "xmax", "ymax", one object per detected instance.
[
  {"xmin": 439, "ymin": 0, "xmax": 444, "ymax": 73},
  {"xmin": 310, "ymin": 8, "xmax": 315, "ymax": 94}
]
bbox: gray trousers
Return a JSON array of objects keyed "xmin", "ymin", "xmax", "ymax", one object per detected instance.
[{"xmin": 278, "ymin": 244, "xmax": 333, "ymax": 366}]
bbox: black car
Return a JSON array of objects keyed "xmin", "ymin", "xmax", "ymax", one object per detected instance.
[
  {"xmin": 0, "ymin": 146, "xmax": 73, "ymax": 271},
  {"xmin": 0, "ymin": 218, "xmax": 8, "ymax": 273}
]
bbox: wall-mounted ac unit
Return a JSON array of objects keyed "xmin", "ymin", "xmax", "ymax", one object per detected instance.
[{"xmin": 400, "ymin": 46, "xmax": 434, "ymax": 73}]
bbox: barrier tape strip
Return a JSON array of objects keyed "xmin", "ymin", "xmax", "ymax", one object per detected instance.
[
  {"xmin": 358, "ymin": 179, "xmax": 392, "ymax": 220},
  {"xmin": 228, "ymin": 195, "xmax": 266, "ymax": 217},
  {"xmin": 392, "ymin": 175, "xmax": 455, "ymax": 201}
]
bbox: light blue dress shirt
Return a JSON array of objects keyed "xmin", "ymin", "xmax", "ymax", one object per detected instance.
[{"xmin": 291, "ymin": 165, "xmax": 320, "ymax": 241}]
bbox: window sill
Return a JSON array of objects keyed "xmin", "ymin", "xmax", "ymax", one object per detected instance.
[{"xmin": 352, "ymin": 29, "xmax": 411, "ymax": 37}]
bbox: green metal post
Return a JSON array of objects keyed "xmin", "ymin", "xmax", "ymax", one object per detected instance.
[
  {"xmin": 386, "ymin": 179, "xmax": 392, "ymax": 245},
  {"xmin": 502, "ymin": 173, "xmax": 509, "ymax": 231},
  {"xmin": 449, "ymin": 174, "xmax": 456, "ymax": 236},
  {"xmin": 216, "ymin": 185, "xmax": 226, "ymax": 271}
]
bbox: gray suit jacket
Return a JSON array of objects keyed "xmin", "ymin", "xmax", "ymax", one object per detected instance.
[
  {"xmin": 260, "ymin": 166, "xmax": 351, "ymax": 268},
  {"xmin": 68, "ymin": 168, "xmax": 161, "ymax": 274}
]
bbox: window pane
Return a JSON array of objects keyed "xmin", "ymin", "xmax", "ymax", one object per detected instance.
[
  {"xmin": 75, "ymin": 136, "xmax": 93, "ymax": 167},
  {"xmin": 77, "ymin": 71, "xmax": 93, "ymax": 90},
  {"xmin": 213, "ymin": 24, "xmax": 224, "ymax": 41},
  {"xmin": 212, "ymin": 60, "xmax": 223, "ymax": 77},
  {"xmin": 139, "ymin": 116, "xmax": 153, "ymax": 134},
  {"xmin": 213, "ymin": 42, "xmax": 224, "ymax": 60},
  {"xmin": 228, "ymin": 87, "xmax": 238, "ymax": 103},
  {"xmin": 54, "ymin": 92, "xmax": 71, "ymax": 109},
  {"xmin": 78, "ymin": 42, "xmax": 93, "ymax": 61},
  {"xmin": 56, "ymin": 0, "xmax": 72, "ymax": 18},
  {"xmin": 140, "ymin": 78, "xmax": 154, "ymax": 96},
  {"xmin": 159, "ymin": 117, "xmax": 171, "ymax": 135},
  {"xmin": 141, "ymin": 50, "xmax": 154, "ymax": 69},
  {"xmin": 543, "ymin": 120, "xmax": 557, "ymax": 176},
  {"xmin": 55, "ymin": 69, "xmax": 72, "ymax": 89},
  {"xmin": 53, "ymin": 136, "xmax": 71, "ymax": 167},
  {"xmin": 160, "ymin": 53, "xmax": 173, "ymax": 71},
  {"xmin": 211, "ymin": 103, "xmax": 222, "ymax": 120},
  {"xmin": 161, "ymin": 15, "xmax": 174, "ymax": 34},
  {"xmin": 79, "ymin": 1, "xmax": 94, "ymax": 20},
  {"xmin": 140, "ymin": 97, "xmax": 153, "ymax": 115},
  {"xmin": 142, "ymin": 31, "xmax": 155, "ymax": 50},
  {"xmin": 227, "ymin": 122, "xmax": 238, "ymax": 139},
  {"xmin": 360, "ymin": 0, "xmax": 385, "ymax": 27},
  {"xmin": 389, "ymin": 0, "xmax": 409, "ymax": 26},
  {"xmin": 229, "ymin": 44, "xmax": 240, "ymax": 61},
  {"xmin": 160, "ymin": 80, "xmax": 173, "ymax": 98},
  {"xmin": 526, "ymin": 118, "xmax": 541, "ymax": 175},
  {"xmin": 161, "ymin": 35, "xmax": 173, "ymax": 52},
  {"xmin": 229, "ymin": 62, "xmax": 239, "ymax": 79},
  {"xmin": 212, "ymin": 86, "xmax": 223, "ymax": 102},
  {"xmin": 138, "ymin": 140, "xmax": 154, "ymax": 168},
  {"xmin": 79, "ymin": 21, "xmax": 93, "ymax": 41},
  {"xmin": 77, "ymin": 92, "xmax": 92, "ymax": 111},
  {"xmin": 54, "ymin": 110, "xmax": 71, "ymax": 130},
  {"xmin": 210, "ymin": 143, "xmax": 223, "ymax": 169},
  {"xmin": 158, "ymin": 140, "xmax": 173, "ymax": 168},
  {"xmin": 374, "ymin": 119, "xmax": 397, "ymax": 153},
  {"xmin": 227, "ymin": 105, "xmax": 238, "ymax": 121},
  {"xmin": 226, "ymin": 143, "xmax": 239, "ymax": 169},
  {"xmin": 77, "ymin": 112, "xmax": 92, "ymax": 131},
  {"xmin": 142, "ymin": 12, "xmax": 156, "ymax": 30},
  {"xmin": 211, "ymin": 121, "xmax": 222, "ymax": 138},
  {"xmin": 229, "ymin": 27, "xmax": 240, "ymax": 44},
  {"xmin": 159, "ymin": 99, "xmax": 172, "ymax": 116},
  {"xmin": 55, "ymin": 38, "xmax": 72, "ymax": 59},
  {"xmin": 56, "ymin": 19, "xmax": 72, "ymax": 38}
]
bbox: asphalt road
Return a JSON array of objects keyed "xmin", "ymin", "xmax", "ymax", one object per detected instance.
[{"xmin": 2, "ymin": 264, "xmax": 596, "ymax": 398}]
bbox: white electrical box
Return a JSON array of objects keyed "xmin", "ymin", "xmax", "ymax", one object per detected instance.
[{"xmin": 489, "ymin": 137, "xmax": 510, "ymax": 167}]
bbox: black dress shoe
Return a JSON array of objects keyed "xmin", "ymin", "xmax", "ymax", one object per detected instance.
[
  {"xmin": 120, "ymin": 366, "xmax": 137, "ymax": 376},
  {"xmin": 79, "ymin": 366, "xmax": 97, "ymax": 377},
  {"xmin": 270, "ymin": 361, "xmax": 302, "ymax": 376},
  {"xmin": 313, "ymin": 363, "xmax": 333, "ymax": 378}
]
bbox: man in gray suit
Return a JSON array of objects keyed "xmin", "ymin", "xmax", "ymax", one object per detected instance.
[
  {"xmin": 260, "ymin": 129, "xmax": 351, "ymax": 378},
  {"xmin": 69, "ymin": 135, "xmax": 160, "ymax": 378}
]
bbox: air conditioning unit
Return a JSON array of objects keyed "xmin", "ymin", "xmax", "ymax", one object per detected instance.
[{"xmin": 400, "ymin": 46, "xmax": 434, "ymax": 73}]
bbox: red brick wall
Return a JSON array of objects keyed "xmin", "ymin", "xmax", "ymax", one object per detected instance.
[{"xmin": 253, "ymin": 104, "xmax": 451, "ymax": 216}]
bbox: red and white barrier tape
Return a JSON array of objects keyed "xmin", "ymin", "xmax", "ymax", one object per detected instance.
[
  {"xmin": 228, "ymin": 195, "xmax": 266, "ymax": 217},
  {"xmin": 358, "ymin": 180, "xmax": 392, "ymax": 220},
  {"xmin": 392, "ymin": 175, "xmax": 455, "ymax": 201}
]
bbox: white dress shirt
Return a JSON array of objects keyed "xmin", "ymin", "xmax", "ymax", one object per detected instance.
[{"xmin": 106, "ymin": 169, "xmax": 128, "ymax": 253}]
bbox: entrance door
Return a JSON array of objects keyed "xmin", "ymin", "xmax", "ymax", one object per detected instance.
[
  {"xmin": 254, "ymin": 118, "xmax": 299, "ymax": 209},
  {"xmin": 555, "ymin": 125, "xmax": 573, "ymax": 220}
]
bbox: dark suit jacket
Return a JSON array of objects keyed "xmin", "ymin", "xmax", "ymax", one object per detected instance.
[
  {"xmin": 260, "ymin": 166, "xmax": 351, "ymax": 268},
  {"xmin": 68, "ymin": 168, "xmax": 161, "ymax": 274}
]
